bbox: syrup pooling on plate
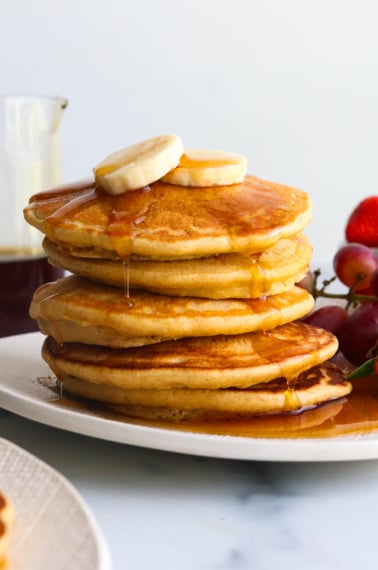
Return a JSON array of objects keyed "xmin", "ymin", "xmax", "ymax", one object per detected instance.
[
  {"xmin": 47, "ymin": 374, "xmax": 378, "ymax": 439},
  {"xmin": 130, "ymin": 375, "xmax": 378, "ymax": 439}
]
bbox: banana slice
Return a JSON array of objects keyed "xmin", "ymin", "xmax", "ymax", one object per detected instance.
[
  {"xmin": 94, "ymin": 134, "xmax": 184, "ymax": 195},
  {"xmin": 161, "ymin": 149, "xmax": 247, "ymax": 187}
]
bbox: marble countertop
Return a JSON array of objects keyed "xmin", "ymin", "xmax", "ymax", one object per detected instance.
[{"xmin": 1, "ymin": 407, "xmax": 378, "ymax": 570}]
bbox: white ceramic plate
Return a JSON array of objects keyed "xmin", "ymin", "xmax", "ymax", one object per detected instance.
[
  {"xmin": 0, "ymin": 436, "xmax": 111, "ymax": 570},
  {"xmin": 1, "ymin": 332, "xmax": 378, "ymax": 463}
]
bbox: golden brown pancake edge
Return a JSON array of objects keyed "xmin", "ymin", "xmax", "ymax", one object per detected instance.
[{"xmin": 24, "ymin": 175, "xmax": 313, "ymax": 259}]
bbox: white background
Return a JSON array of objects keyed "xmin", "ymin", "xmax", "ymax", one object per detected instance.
[{"xmin": 1, "ymin": 0, "xmax": 378, "ymax": 265}]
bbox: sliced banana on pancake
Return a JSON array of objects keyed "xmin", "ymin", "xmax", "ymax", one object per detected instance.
[
  {"xmin": 30, "ymin": 274, "xmax": 314, "ymax": 347},
  {"xmin": 93, "ymin": 135, "xmax": 247, "ymax": 194},
  {"xmin": 94, "ymin": 134, "xmax": 184, "ymax": 194},
  {"xmin": 161, "ymin": 149, "xmax": 247, "ymax": 186}
]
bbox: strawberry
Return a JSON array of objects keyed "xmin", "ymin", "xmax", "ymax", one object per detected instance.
[{"xmin": 345, "ymin": 196, "xmax": 378, "ymax": 247}]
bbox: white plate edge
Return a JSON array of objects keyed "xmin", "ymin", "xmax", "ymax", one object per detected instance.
[
  {"xmin": 0, "ymin": 436, "xmax": 112, "ymax": 570},
  {"xmin": 1, "ymin": 332, "xmax": 378, "ymax": 462}
]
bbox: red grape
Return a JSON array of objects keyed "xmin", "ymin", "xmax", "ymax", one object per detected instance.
[
  {"xmin": 302, "ymin": 305, "xmax": 349, "ymax": 341},
  {"xmin": 371, "ymin": 269, "xmax": 378, "ymax": 297},
  {"xmin": 339, "ymin": 302, "xmax": 378, "ymax": 365},
  {"xmin": 333, "ymin": 243, "xmax": 378, "ymax": 292}
]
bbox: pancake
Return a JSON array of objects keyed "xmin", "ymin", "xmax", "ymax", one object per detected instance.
[
  {"xmin": 60, "ymin": 362, "xmax": 351, "ymax": 421},
  {"xmin": 43, "ymin": 233, "xmax": 312, "ymax": 299},
  {"xmin": 42, "ymin": 322, "xmax": 338, "ymax": 390},
  {"xmin": 0, "ymin": 492, "xmax": 14, "ymax": 569},
  {"xmin": 30, "ymin": 274, "xmax": 314, "ymax": 347},
  {"xmin": 24, "ymin": 145, "xmax": 345, "ymax": 425},
  {"xmin": 24, "ymin": 175, "xmax": 312, "ymax": 260}
]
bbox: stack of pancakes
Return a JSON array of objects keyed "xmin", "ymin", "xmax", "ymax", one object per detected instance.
[{"xmin": 24, "ymin": 140, "xmax": 351, "ymax": 422}]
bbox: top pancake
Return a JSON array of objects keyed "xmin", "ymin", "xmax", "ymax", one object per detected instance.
[{"xmin": 24, "ymin": 175, "xmax": 312, "ymax": 260}]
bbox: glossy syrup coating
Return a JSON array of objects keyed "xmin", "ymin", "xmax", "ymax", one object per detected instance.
[{"xmin": 24, "ymin": 175, "xmax": 312, "ymax": 259}]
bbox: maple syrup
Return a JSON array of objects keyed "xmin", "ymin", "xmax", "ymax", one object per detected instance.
[
  {"xmin": 0, "ymin": 248, "xmax": 63, "ymax": 337},
  {"xmin": 29, "ymin": 177, "xmax": 96, "ymax": 202},
  {"xmin": 44, "ymin": 374, "xmax": 378, "ymax": 440},
  {"xmin": 29, "ymin": 178, "xmax": 377, "ymax": 442},
  {"xmin": 121, "ymin": 258, "xmax": 134, "ymax": 307},
  {"xmin": 179, "ymin": 153, "xmax": 238, "ymax": 169},
  {"xmin": 26, "ymin": 176, "xmax": 310, "ymax": 259},
  {"xmin": 29, "ymin": 178, "xmax": 143, "ymax": 303},
  {"xmin": 107, "ymin": 186, "xmax": 153, "ymax": 257}
]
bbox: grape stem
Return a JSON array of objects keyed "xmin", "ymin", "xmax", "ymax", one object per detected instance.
[{"xmin": 311, "ymin": 269, "xmax": 377, "ymax": 309}]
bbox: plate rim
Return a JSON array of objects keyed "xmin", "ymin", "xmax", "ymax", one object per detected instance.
[
  {"xmin": 1, "ymin": 331, "xmax": 378, "ymax": 463},
  {"xmin": 0, "ymin": 436, "xmax": 112, "ymax": 570}
]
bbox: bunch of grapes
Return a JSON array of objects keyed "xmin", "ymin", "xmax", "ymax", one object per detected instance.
[{"xmin": 300, "ymin": 196, "xmax": 378, "ymax": 372}]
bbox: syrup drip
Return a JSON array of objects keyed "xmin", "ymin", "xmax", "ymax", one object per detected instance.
[
  {"xmin": 106, "ymin": 186, "xmax": 153, "ymax": 257},
  {"xmin": 43, "ymin": 188, "xmax": 98, "ymax": 244},
  {"xmin": 34, "ymin": 180, "xmax": 156, "ymax": 307},
  {"xmin": 122, "ymin": 258, "xmax": 134, "ymax": 308},
  {"xmin": 283, "ymin": 386, "xmax": 302, "ymax": 411},
  {"xmin": 29, "ymin": 177, "xmax": 96, "ymax": 201},
  {"xmin": 107, "ymin": 188, "xmax": 154, "ymax": 306},
  {"xmin": 106, "ymin": 187, "xmax": 153, "ymax": 307}
]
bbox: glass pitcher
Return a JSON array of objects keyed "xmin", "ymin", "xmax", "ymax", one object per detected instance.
[{"xmin": 0, "ymin": 95, "xmax": 67, "ymax": 337}]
